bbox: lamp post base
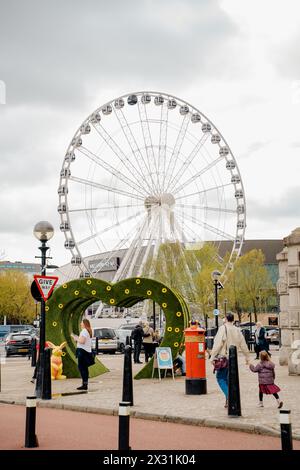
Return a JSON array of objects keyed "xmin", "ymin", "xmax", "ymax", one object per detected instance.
[{"xmin": 185, "ymin": 378, "xmax": 207, "ymax": 395}]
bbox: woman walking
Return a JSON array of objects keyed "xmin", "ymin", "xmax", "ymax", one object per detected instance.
[
  {"xmin": 249, "ymin": 350, "xmax": 283, "ymax": 408},
  {"xmin": 71, "ymin": 319, "xmax": 93, "ymax": 390},
  {"xmin": 142, "ymin": 321, "xmax": 154, "ymax": 363},
  {"xmin": 254, "ymin": 322, "xmax": 270, "ymax": 359}
]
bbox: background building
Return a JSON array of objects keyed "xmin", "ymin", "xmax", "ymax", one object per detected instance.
[{"xmin": 0, "ymin": 260, "xmax": 41, "ymax": 278}]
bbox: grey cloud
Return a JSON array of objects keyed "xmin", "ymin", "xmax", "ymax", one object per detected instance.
[
  {"xmin": 248, "ymin": 186, "xmax": 300, "ymax": 220},
  {"xmin": 270, "ymin": 31, "xmax": 300, "ymax": 78},
  {"xmin": 0, "ymin": 0, "xmax": 240, "ymax": 109},
  {"xmin": 240, "ymin": 141, "xmax": 270, "ymax": 159}
]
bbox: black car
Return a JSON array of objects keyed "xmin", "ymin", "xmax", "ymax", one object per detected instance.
[{"xmin": 4, "ymin": 333, "xmax": 32, "ymax": 357}]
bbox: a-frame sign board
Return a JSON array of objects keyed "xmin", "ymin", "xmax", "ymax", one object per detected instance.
[{"xmin": 33, "ymin": 275, "xmax": 58, "ymax": 302}]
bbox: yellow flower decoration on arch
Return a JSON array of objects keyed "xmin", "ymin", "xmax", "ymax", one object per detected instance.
[
  {"xmin": 125, "ymin": 289, "xmax": 130, "ymax": 294},
  {"xmin": 74, "ymin": 290, "xmax": 79, "ymax": 296},
  {"xmin": 176, "ymin": 311, "xmax": 182, "ymax": 317},
  {"xmin": 86, "ymin": 280, "xmax": 92, "ymax": 285},
  {"xmin": 63, "ymin": 284, "xmax": 68, "ymax": 289},
  {"xmin": 110, "ymin": 298, "xmax": 115, "ymax": 304},
  {"xmin": 147, "ymin": 290, "xmax": 152, "ymax": 296},
  {"xmin": 58, "ymin": 304, "xmax": 63, "ymax": 309},
  {"xmin": 52, "ymin": 321, "xmax": 58, "ymax": 327},
  {"xmin": 167, "ymin": 326, "xmax": 173, "ymax": 332},
  {"xmin": 91, "ymin": 290, "xmax": 96, "ymax": 295},
  {"xmin": 174, "ymin": 342, "xmax": 179, "ymax": 347},
  {"xmin": 175, "ymin": 327, "xmax": 180, "ymax": 333},
  {"xmin": 162, "ymin": 288, "xmax": 167, "ymax": 293},
  {"xmin": 106, "ymin": 286, "xmax": 112, "ymax": 291},
  {"xmin": 162, "ymin": 302, "xmax": 167, "ymax": 308},
  {"xmin": 45, "ymin": 306, "xmax": 49, "ymax": 312},
  {"xmin": 136, "ymin": 279, "xmax": 141, "ymax": 284}
]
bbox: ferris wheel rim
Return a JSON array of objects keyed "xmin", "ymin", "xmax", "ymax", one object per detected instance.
[{"xmin": 58, "ymin": 91, "xmax": 246, "ymax": 282}]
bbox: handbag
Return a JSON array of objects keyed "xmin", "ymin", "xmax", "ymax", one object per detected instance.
[
  {"xmin": 87, "ymin": 351, "xmax": 95, "ymax": 366},
  {"xmin": 212, "ymin": 355, "xmax": 228, "ymax": 373},
  {"xmin": 212, "ymin": 326, "xmax": 228, "ymax": 373}
]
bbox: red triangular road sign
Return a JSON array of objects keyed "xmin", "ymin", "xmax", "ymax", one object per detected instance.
[{"xmin": 33, "ymin": 275, "xmax": 58, "ymax": 301}]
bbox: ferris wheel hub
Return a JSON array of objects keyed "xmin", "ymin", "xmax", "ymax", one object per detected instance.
[{"xmin": 144, "ymin": 193, "xmax": 175, "ymax": 210}]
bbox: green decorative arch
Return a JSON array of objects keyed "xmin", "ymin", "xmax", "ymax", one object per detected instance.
[{"xmin": 46, "ymin": 277, "xmax": 191, "ymax": 379}]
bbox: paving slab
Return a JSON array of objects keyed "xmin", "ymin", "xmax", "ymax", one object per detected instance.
[{"xmin": 0, "ymin": 348, "xmax": 299, "ymax": 440}]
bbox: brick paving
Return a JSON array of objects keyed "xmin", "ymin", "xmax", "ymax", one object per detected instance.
[{"xmin": 0, "ymin": 347, "xmax": 299, "ymax": 440}]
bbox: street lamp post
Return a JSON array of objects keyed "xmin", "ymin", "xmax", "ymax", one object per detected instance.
[
  {"xmin": 211, "ymin": 270, "xmax": 222, "ymax": 332},
  {"xmin": 33, "ymin": 221, "xmax": 54, "ymax": 399}
]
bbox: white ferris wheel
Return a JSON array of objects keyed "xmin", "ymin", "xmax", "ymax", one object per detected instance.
[{"xmin": 58, "ymin": 91, "xmax": 246, "ymax": 297}]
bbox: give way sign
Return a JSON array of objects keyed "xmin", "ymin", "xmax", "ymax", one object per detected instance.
[{"xmin": 33, "ymin": 275, "xmax": 59, "ymax": 301}]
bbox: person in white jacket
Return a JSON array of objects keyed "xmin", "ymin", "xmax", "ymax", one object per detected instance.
[{"xmin": 210, "ymin": 312, "xmax": 250, "ymax": 407}]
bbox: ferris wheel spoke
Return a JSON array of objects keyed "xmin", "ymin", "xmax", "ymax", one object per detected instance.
[
  {"xmin": 177, "ymin": 203, "xmax": 237, "ymax": 214},
  {"xmin": 172, "ymin": 156, "xmax": 224, "ymax": 195},
  {"xmin": 174, "ymin": 208, "xmax": 235, "ymax": 241},
  {"xmin": 163, "ymin": 114, "xmax": 190, "ymax": 192},
  {"xmin": 90, "ymin": 215, "xmax": 145, "ymax": 275},
  {"xmin": 92, "ymin": 122, "xmax": 151, "ymax": 194},
  {"xmin": 171, "ymin": 224, "xmax": 197, "ymax": 296},
  {"xmin": 77, "ymin": 210, "xmax": 144, "ymax": 246},
  {"xmin": 77, "ymin": 146, "xmax": 146, "ymax": 198},
  {"xmin": 174, "ymin": 214, "xmax": 224, "ymax": 268},
  {"xmin": 168, "ymin": 133, "xmax": 209, "ymax": 193},
  {"xmin": 158, "ymin": 102, "xmax": 169, "ymax": 194},
  {"xmin": 113, "ymin": 213, "xmax": 149, "ymax": 281},
  {"xmin": 113, "ymin": 108, "xmax": 155, "ymax": 194},
  {"xmin": 69, "ymin": 175, "xmax": 145, "ymax": 201},
  {"xmin": 121, "ymin": 215, "xmax": 150, "ymax": 279},
  {"xmin": 175, "ymin": 182, "xmax": 232, "ymax": 201},
  {"xmin": 173, "ymin": 218, "xmax": 202, "ymax": 271},
  {"xmin": 137, "ymin": 102, "xmax": 160, "ymax": 194},
  {"xmin": 68, "ymin": 203, "xmax": 143, "ymax": 213},
  {"xmin": 138, "ymin": 211, "xmax": 160, "ymax": 277}
]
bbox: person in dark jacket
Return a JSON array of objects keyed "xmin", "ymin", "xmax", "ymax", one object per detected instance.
[
  {"xmin": 254, "ymin": 322, "xmax": 270, "ymax": 359},
  {"xmin": 131, "ymin": 322, "xmax": 144, "ymax": 364},
  {"xmin": 249, "ymin": 350, "xmax": 283, "ymax": 408}
]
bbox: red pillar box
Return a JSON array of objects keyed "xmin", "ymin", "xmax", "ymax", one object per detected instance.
[{"xmin": 184, "ymin": 321, "xmax": 207, "ymax": 395}]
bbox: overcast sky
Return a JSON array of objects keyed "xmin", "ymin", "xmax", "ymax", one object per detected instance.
[{"xmin": 0, "ymin": 0, "xmax": 300, "ymax": 266}]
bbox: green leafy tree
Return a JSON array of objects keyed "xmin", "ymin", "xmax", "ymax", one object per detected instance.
[
  {"xmin": 226, "ymin": 249, "xmax": 273, "ymax": 322},
  {"xmin": 0, "ymin": 270, "xmax": 35, "ymax": 324}
]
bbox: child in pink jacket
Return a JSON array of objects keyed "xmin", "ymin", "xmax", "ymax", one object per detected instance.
[{"xmin": 249, "ymin": 350, "xmax": 283, "ymax": 408}]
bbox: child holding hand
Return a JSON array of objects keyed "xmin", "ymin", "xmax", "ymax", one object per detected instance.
[{"xmin": 249, "ymin": 350, "xmax": 283, "ymax": 408}]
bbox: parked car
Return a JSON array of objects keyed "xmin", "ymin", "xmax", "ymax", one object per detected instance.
[
  {"xmin": 265, "ymin": 327, "xmax": 279, "ymax": 345},
  {"xmin": 115, "ymin": 323, "xmax": 137, "ymax": 353},
  {"xmin": 91, "ymin": 327, "xmax": 118, "ymax": 354},
  {"xmin": 116, "ymin": 322, "xmax": 164, "ymax": 353},
  {"xmin": 0, "ymin": 324, "xmax": 36, "ymax": 341},
  {"xmin": 4, "ymin": 333, "xmax": 33, "ymax": 357}
]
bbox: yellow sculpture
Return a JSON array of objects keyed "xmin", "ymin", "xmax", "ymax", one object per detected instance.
[{"xmin": 47, "ymin": 341, "xmax": 67, "ymax": 380}]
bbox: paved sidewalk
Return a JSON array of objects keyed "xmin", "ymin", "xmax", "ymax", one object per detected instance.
[{"xmin": 0, "ymin": 348, "xmax": 299, "ymax": 440}]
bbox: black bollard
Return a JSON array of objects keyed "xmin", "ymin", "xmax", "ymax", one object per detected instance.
[
  {"xmin": 122, "ymin": 345, "xmax": 133, "ymax": 406},
  {"xmin": 228, "ymin": 345, "xmax": 241, "ymax": 417},
  {"xmin": 31, "ymin": 338, "xmax": 37, "ymax": 367},
  {"xmin": 25, "ymin": 396, "xmax": 39, "ymax": 448},
  {"xmin": 35, "ymin": 353, "xmax": 43, "ymax": 398},
  {"xmin": 118, "ymin": 401, "xmax": 131, "ymax": 450},
  {"xmin": 280, "ymin": 410, "xmax": 293, "ymax": 450},
  {"xmin": 41, "ymin": 347, "xmax": 52, "ymax": 400}
]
